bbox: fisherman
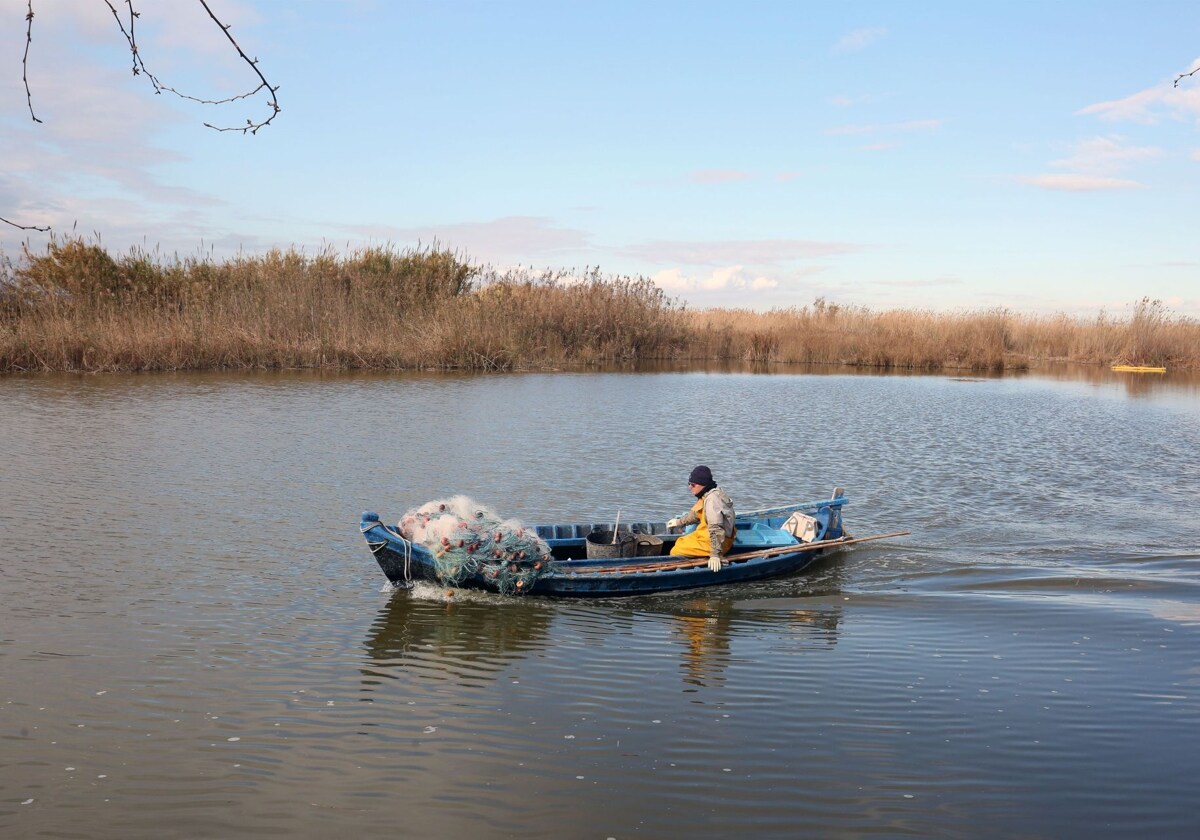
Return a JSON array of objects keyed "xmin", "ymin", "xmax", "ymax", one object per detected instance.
[{"xmin": 667, "ymin": 465, "xmax": 736, "ymax": 571}]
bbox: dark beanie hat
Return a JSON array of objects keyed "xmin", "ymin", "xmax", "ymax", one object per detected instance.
[{"xmin": 688, "ymin": 465, "xmax": 714, "ymax": 486}]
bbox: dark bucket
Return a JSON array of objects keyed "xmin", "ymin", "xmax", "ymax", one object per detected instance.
[
  {"xmin": 633, "ymin": 534, "xmax": 664, "ymax": 556},
  {"xmin": 586, "ymin": 530, "xmax": 636, "ymax": 559}
]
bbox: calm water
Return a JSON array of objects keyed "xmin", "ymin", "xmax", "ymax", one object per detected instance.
[{"xmin": 2, "ymin": 368, "xmax": 1199, "ymax": 839}]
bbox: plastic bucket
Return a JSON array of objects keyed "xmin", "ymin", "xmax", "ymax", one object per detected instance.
[
  {"xmin": 633, "ymin": 535, "xmax": 664, "ymax": 556},
  {"xmin": 586, "ymin": 530, "xmax": 636, "ymax": 559}
]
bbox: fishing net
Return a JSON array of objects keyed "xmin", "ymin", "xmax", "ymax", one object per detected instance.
[{"xmin": 396, "ymin": 495, "xmax": 554, "ymax": 595}]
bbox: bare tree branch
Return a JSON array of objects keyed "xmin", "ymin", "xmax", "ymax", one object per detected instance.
[
  {"xmin": 19, "ymin": 1, "xmax": 280, "ymax": 133},
  {"xmin": 100, "ymin": 0, "xmax": 281, "ymax": 133},
  {"xmin": 195, "ymin": 0, "xmax": 281, "ymax": 133},
  {"xmin": 1175, "ymin": 65, "xmax": 1199, "ymax": 88},
  {"xmin": 8, "ymin": 1, "xmax": 283, "ymax": 233},
  {"xmin": 1, "ymin": 215, "xmax": 51, "ymax": 232},
  {"xmin": 22, "ymin": 1, "xmax": 41, "ymax": 123}
]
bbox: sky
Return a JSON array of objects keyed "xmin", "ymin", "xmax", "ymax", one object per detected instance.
[{"xmin": 2, "ymin": 0, "xmax": 1199, "ymax": 316}]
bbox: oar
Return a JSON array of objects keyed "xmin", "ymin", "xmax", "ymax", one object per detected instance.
[
  {"xmin": 559, "ymin": 530, "xmax": 911, "ymax": 575},
  {"xmin": 739, "ymin": 496, "xmax": 848, "ymax": 519},
  {"xmin": 611, "ymin": 510, "xmax": 621, "ymax": 544}
]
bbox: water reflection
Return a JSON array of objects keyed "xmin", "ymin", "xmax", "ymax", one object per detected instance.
[
  {"xmin": 671, "ymin": 603, "xmax": 732, "ymax": 688},
  {"xmin": 665, "ymin": 597, "xmax": 843, "ymax": 688},
  {"xmin": 360, "ymin": 582, "xmax": 847, "ymax": 694},
  {"xmin": 360, "ymin": 587, "xmax": 554, "ymax": 687},
  {"xmin": 7, "ymin": 360, "xmax": 1197, "ymax": 400},
  {"xmin": 1013, "ymin": 362, "xmax": 1200, "ymax": 398}
]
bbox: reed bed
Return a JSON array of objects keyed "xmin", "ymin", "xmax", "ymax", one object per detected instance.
[
  {"xmin": 2, "ymin": 239, "xmax": 1197, "ymax": 373},
  {"xmin": 0, "ymin": 239, "xmax": 687, "ymax": 372},
  {"xmin": 685, "ymin": 298, "xmax": 1198, "ymax": 371}
]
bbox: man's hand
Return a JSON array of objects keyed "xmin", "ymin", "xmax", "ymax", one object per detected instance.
[
  {"xmin": 666, "ymin": 517, "xmax": 682, "ymax": 529},
  {"xmin": 707, "ymin": 555, "xmax": 724, "ymax": 572}
]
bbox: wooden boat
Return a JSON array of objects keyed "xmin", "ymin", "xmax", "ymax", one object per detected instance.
[{"xmin": 360, "ymin": 489, "xmax": 908, "ymax": 597}]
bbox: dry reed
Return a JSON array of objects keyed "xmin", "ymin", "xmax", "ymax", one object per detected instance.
[{"xmin": 2, "ymin": 240, "xmax": 1197, "ymax": 373}]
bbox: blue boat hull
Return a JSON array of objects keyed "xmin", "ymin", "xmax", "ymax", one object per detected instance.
[{"xmin": 360, "ymin": 493, "xmax": 850, "ymax": 597}]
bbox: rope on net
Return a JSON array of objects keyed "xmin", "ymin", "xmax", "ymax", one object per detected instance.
[{"xmin": 396, "ymin": 495, "xmax": 555, "ymax": 595}]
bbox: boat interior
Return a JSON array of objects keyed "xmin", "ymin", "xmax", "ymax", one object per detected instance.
[{"xmin": 537, "ymin": 513, "xmax": 822, "ymax": 562}]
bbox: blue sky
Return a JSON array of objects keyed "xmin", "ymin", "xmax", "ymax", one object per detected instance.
[{"xmin": 2, "ymin": 0, "xmax": 1199, "ymax": 315}]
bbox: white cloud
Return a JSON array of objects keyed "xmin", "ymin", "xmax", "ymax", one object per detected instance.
[
  {"xmin": 832, "ymin": 27, "xmax": 887, "ymax": 54},
  {"xmin": 650, "ymin": 267, "xmax": 691, "ymax": 292},
  {"xmin": 1050, "ymin": 135, "xmax": 1161, "ymax": 175},
  {"xmin": 1, "ymin": 64, "xmax": 215, "ymax": 249},
  {"xmin": 826, "ymin": 118, "xmax": 944, "ymax": 136},
  {"xmin": 1016, "ymin": 174, "xmax": 1142, "ymax": 191},
  {"xmin": 829, "ymin": 93, "xmax": 879, "ymax": 109},
  {"xmin": 1078, "ymin": 88, "xmax": 1171, "ymax": 125},
  {"xmin": 1077, "ymin": 60, "xmax": 1200, "ymax": 125},
  {"xmin": 1, "ymin": 0, "xmax": 267, "ymax": 100},
  {"xmin": 341, "ymin": 216, "xmax": 591, "ymax": 263},
  {"xmin": 2, "ymin": 0, "xmax": 114, "ymax": 42},
  {"xmin": 641, "ymin": 169, "xmax": 755, "ymax": 186},
  {"xmin": 687, "ymin": 169, "xmax": 752, "ymax": 184},
  {"xmin": 873, "ymin": 276, "xmax": 964, "ymax": 289},
  {"xmin": 1017, "ymin": 135, "xmax": 1161, "ymax": 192},
  {"xmin": 623, "ymin": 238, "xmax": 863, "ymax": 266},
  {"xmin": 651, "ymin": 265, "xmax": 780, "ymax": 294},
  {"xmin": 152, "ymin": 0, "xmax": 265, "ymax": 57}
]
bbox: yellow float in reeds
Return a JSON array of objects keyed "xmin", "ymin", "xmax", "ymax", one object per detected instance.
[{"xmin": 1111, "ymin": 364, "xmax": 1166, "ymax": 373}]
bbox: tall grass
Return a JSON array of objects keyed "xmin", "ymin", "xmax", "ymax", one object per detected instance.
[
  {"xmin": 0, "ymin": 239, "xmax": 687, "ymax": 372},
  {"xmin": 2, "ymin": 239, "xmax": 1197, "ymax": 372},
  {"xmin": 685, "ymin": 299, "xmax": 1021, "ymax": 371},
  {"xmin": 685, "ymin": 297, "xmax": 1198, "ymax": 370}
]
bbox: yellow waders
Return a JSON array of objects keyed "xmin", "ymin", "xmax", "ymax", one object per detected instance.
[{"xmin": 670, "ymin": 496, "xmax": 735, "ymax": 557}]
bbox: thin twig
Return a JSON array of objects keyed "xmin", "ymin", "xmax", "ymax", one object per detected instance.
[
  {"xmin": 1, "ymin": 215, "xmax": 50, "ymax": 232},
  {"xmin": 1175, "ymin": 66, "xmax": 1199, "ymax": 88},
  {"xmin": 22, "ymin": 1, "xmax": 41, "ymax": 123},
  {"xmin": 196, "ymin": 0, "xmax": 281, "ymax": 133},
  {"xmin": 10, "ymin": 1, "xmax": 279, "ymax": 231},
  {"xmin": 100, "ymin": 0, "xmax": 280, "ymax": 132}
]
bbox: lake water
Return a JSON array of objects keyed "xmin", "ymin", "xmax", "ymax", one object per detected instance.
[{"xmin": 2, "ymin": 368, "xmax": 1199, "ymax": 838}]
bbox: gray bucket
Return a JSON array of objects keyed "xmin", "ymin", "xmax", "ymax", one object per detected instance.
[{"xmin": 586, "ymin": 530, "xmax": 636, "ymax": 559}]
